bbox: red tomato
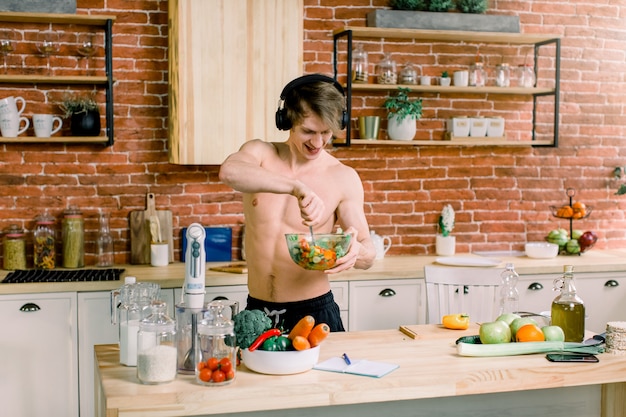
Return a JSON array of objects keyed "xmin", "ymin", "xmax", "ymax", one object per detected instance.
[
  {"xmin": 225, "ymin": 369, "xmax": 235, "ymax": 381},
  {"xmin": 206, "ymin": 357, "xmax": 219, "ymax": 371},
  {"xmin": 211, "ymin": 370, "xmax": 226, "ymax": 383},
  {"xmin": 198, "ymin": 368, "xmax": 212, "ymax": 382},
  {"xmin": 219, "ymin": 357, "xmax": 232, "ymax": 373}
]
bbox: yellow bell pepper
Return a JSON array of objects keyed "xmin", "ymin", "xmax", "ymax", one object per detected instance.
[{"xmin": 442, "ymin": 314, "xmax": 470, "ymax": 330}]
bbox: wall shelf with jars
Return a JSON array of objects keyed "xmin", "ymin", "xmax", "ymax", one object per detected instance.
[
  {"xmin": 0, "ymin": 11, "xmax": 115, "ymax": 146},
  {"xmin": 332, "ymin": 27, "xmax": 560, "ymax": 147}
]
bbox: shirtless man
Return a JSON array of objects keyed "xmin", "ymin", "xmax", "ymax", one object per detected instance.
[{"xmin": 219, "ymin": 74, "xmax": 376, "ymax": 331}]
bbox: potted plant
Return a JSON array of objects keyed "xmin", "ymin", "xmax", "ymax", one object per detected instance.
[
  {"xmin": 436, "ymin": 204, "xmax": 456, "ymax": 255},
  {"xmin": 440, "ymin": 70, "xmax": 451, "ymax": 86},
  {"xmin": 383, "ymin": 87, "xmax": 422, "ymax": 141},
  {"xmin": 59, "ymin": 92, "xmax": 101, "ymax": 136}
]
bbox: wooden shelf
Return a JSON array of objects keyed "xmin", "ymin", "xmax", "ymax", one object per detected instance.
[
  {"xmin": 350, "ymin": 138, "xmax": 555, "ymax": 147},
  {"xmin": 333, "ymin": 26, "xmax": 559, "ymax": 45},
  {"xmin": 0, "ymin": 136, "xmax": 110, "ymax": 144},
  {"xmin": 0, "ymin": 75, "xmax": 109, "ymax": 85},
  {"xmin": 0, "ymin": 11, "xmax": 116, "ymax": 26},
  {"xmin": 350, "ymin": 83, "xmax": 555, "ymax": 96}
]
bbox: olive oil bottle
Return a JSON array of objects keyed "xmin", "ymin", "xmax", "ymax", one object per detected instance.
[{"xmin": 551, "ymin": 265, "xmax": 585, "ymax": 342}]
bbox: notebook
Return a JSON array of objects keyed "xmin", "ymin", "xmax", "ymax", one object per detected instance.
[{"xmin": 313, "ymin": 356, "xmax": 399, "ymax": 378}]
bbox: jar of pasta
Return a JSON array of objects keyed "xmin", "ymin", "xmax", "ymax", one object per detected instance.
[
  {"xmin": 3, "ymin": 224, "xmax": 26, "ymax": 270},
  {"xmin": 34, "ymin": 211, "xmax": 56, "ymax": 269},
  {"xmin": 62, "ymin": 207, "xmax": 84, "ymax": 268}
]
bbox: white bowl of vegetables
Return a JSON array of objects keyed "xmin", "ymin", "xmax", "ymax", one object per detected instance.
[
  {"xmin": 241, "ymin": 345, "xmax": 321, "ymax": 375},
  {"xmin": 285, "ymin": 233, "xmax": 351, "ymax": 271}
]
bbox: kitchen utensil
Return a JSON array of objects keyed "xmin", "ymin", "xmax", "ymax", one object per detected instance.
[
  {"xmin": 129, "ymin": 193, "xmax": 173, "ymax": 264},
  {"xmin": 309, "ymin": 225, "xmax": 316, "ymax": 245},
  {"xmin": 146, "ymin": 193, "xmax": 162, "ymax": 243}
]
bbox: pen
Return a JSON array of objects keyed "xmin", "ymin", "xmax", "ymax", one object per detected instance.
[{"xmin": 342, "ymin": 353, "xmax": 351, "ymax": 365}]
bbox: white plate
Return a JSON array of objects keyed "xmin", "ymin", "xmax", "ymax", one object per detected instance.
[{"xmin": 435, "ymin": 257, "xmax": 501, "ymax": 267}]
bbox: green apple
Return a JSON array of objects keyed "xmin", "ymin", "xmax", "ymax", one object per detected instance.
[
  {"xmin": 510, "ymin": 317, "xmax": 538, "ymax": 341},
  {"xmin": 572, "ymin": 229, "xmax": 583, "ymax": 240},
  {"xmin": 495, "ymin": 313, "xmax": 521, "ymax": 326},
  {"xmin": 479, "ymin": 321, "xmax": 512, "ymax": 344},
  {"xmin": 542, "ymin": 325, "xmax": 565, "ymax": 342},
  {"xmin": 566, "ymin": 239, "xmax": 581, "ymax": 254}
]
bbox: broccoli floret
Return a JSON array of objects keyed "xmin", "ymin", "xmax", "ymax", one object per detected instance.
[{"xmin": 233, "ymin": 309, "xmax": 273, "ymax": 349}]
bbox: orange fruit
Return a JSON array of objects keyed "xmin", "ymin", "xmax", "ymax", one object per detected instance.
[
  {"xmin": 572, "ymin": 201, "xmax": 586, "ymax": 210},
  {"xmin": 515, "ymin": 323, "xmax": 545, "ymax": 342}
]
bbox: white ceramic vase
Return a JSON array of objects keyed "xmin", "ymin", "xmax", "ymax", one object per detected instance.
[
  {"xmin": 436, "ymin": 235, "xmax": 456, "ymax": 256},
  {"xmin": 387, "ymin": 114, "xmax": 417, "ymax": 141}
]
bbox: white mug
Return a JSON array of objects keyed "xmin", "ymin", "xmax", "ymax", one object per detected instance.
[
  {"xmin": 419, "ymin": 75, "xmax": 431, "ymax": 86},
  {"xmin": 453, "ymin": 70, "xmax": 469, "ymax": 87},
  {"xmin": 0, "ymin": 112, "xmax": 29, "ymax": 137},
  {"xmin": 150, "ymin": 243, "xmax": 169, "ymax": 267},
  {"xmin": 0, "ymin": 96, "xmax": 26, "ymax": 115},
  {"xmin": 33, "ymin": 114, "xmax": 63, "ymax": 137}
]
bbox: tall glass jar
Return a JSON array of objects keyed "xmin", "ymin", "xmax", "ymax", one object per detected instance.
[
  {"xmin": 495, "ymin": 63, "xmax": 510, "ymax": 87},
  {"xmin": 469, "ymin": 62, "xmax": 486, "ymax": 87},
  {"xmin": 195, "ymin": 300, "xmax": 237, "ymax": 386},
  {"xmin": 399, "ymin": 62, "xmax": 418, "ymax": 85},
  {"xmin": 376, "ymin": 53, "xmax": 397, "ymax": 85},
  {"xmin": 34, "ymin": 211, "xmax": 56, "ymax": 269},
  {"xmin": 516, "ymin": 64, "xmax": 536, "ymax": 88},
  {"xmin": 2, "ymin": 224, "xmax": 26, "ymax": 270},
  {"xmin": 96, "ymin": 210, "xmax": 114, "ymax": 267},
  {"xmin": 62, "ymin": 207, "xmax": 84, "ymax": 268},
  {"xmin": 352, "ymin": 43, "xmax": 368, "ymax": 83},
  {"xmin": 551, "ymin": 265, "xmax": 585, "ymax": 342},
  {"xmin": 137, "ymin": 300, "xmax": 177, "ymax": 385}
]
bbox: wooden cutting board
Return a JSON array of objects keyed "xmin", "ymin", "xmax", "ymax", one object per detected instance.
[
  {"xmin": 209, "ymin": 263, "xmax": 248, "ymax": 274},
  {"xmin": 129, "ymin": 193, "xmax": 174, "ymax": 264}
]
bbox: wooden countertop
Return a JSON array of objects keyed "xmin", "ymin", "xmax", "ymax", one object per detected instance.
[
  {"xmin": 95, "ymin": 324, "xmax": 626, "ymax": 417},
  {"xmin": 3, "ymin": 249, "xmax": 626, "ymax": 295}
]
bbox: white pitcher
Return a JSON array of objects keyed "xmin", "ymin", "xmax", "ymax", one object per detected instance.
[{"xmin": 370, "ymin": 230, "xmax": 391, "ymax": 260}]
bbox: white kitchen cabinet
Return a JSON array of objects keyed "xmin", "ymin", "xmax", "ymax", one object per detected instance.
[
  {"xmin": 0, "ymin": 292, "xmax": 78, "ymax": 417},
  {"xmin": 174, "ymin": 284, "xmax": 249, "ymax": 310},
  {"xmin": 518, "ymin": 271, "xmax": 626, "ymax": 334},
  {"xmin": 330, "ymin": 281, "xmax": 349, "ymax": 330},
  {"xmin": 77, "ymin": 289, "xmax": 175, "ymax": 417},
  {"xmin": 348, "ymin": 279, "xmax": 425, "ymax": 331}
]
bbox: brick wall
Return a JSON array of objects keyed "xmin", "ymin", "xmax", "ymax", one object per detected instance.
[{"xmin": 0, "ymin": 0, "xmax": 625, "ymax": 266}]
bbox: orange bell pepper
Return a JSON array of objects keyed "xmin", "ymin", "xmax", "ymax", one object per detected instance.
[{"xmin": 442, "ymin": 314, "xmax": 470, "ymax": 330}]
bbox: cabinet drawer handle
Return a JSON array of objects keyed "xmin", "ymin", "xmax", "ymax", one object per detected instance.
[
  {"xmin": 605, "ymin": 280, "xmax": 619, "ymax": 287},
  {"xmin": 212, "ymin": 296, "xmax": 228, "ymax": 301},
  {"xmin": 379, "ymin": 288, "xmax": 396, "ymax": 297},
  {"xmin": 20, "ymin": 303, "xmax": 41, "ymax": 312},
  {"xmin": 528, "ymin": 282, "xmax": 544, "ymax": 291}
]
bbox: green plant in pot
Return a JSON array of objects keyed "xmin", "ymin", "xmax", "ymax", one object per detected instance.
[
  {"xmin": 383, "ymin": 87, "xmax": 422, "ymax": 141},
  {"xmin": 440, "ymin": 70, "xmax": 451, "ymax": 86},
  {"xmin": 60, "ymin": 93, "xmax": 101, "ymax": 136}
]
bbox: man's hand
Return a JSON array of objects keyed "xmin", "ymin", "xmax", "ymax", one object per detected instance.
[
  {"xmin": 294, "ymin": 181, "xmax": 326, "ymax": 226},
  {"xmin": 325, "ymin": 227, "xmax": 360, "ymax": 274}
]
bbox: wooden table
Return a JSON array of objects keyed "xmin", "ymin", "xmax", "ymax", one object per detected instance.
[{"xmin": 95, "ymin": 324, "xmax": 626, "ymax": 417}]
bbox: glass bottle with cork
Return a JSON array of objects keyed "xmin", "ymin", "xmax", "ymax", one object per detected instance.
[
  {"xmin": 551, "ymin": 265, "xmax": 585, "ymax": 342},
  {"xmin": 96, "ymin": 209, "xmax": 114, "ymax": 267},
  {"xmin": 498, "ymin": 263, "xmax": 519, "ymax": 315}
]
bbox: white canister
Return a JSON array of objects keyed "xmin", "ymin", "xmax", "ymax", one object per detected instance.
[
  {"xmin": 453, "ymin": 70, "xmax": 469, "ymax": 87},
  {"xmin": 487, "ymin": 117, "xmax": 505, "ymax": 137},
  {"xmin": 448, "ymin": 117, "xmax": 470, "ymax": 137},
  {"xmin": 470, "ymin": 117, "xmax": 487, "ymax": 137}
]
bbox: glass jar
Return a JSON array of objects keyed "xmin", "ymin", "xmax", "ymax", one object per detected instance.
[
  {"xmin": 399, "ymin": 62, "xmax": 418, "ymax": 85},
  {"xmin": 551, "ymin": 265, "xmax": 585, "ymax": 342},
  {"xmin": 516, "ymin": 64, "xmax": 535, "ymax": 88},
  {"xmin": 195, "ymin": 300, "xmax": 237, "ymax": 386},
  {"xmin": 376, "ymin": 53, "xmax": 397, "ymax": 85},
  {"xmin": 96, "ymin": 210, "xmax": 114, "ymax": 267},
  {"xmin": 352, "ymin": 43, "xmax": 368, "ymax": 83},
  {"xmin": 498, "ymin": 263, "xmax": 519, "ymax": 315},
  {"xmin": 469, "ymin": 62, "xmax": 486, "ymax": 87},
  {"xmin": 2, "ymin": 224, "xmax": 26, "ymax": 270},
  {"xmin": 62, "ymin": 206, "xmax": 84, "ymax": 268},
  {"xmin": 137, "ymin": 300, "xmax": 177, "ymax": 385},
  {"xmin": 495, "ymin": 63, "xmax": 510, "ymax": 87},
  {"xmin": 34, "ymin": 211, "xmax": 56, "ymax": 269}
]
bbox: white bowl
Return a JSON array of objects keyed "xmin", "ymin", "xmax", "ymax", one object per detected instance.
[
  {"xmin": 525, "ymin": 242, "xmax": 559, "ymax": 259},
  {"xmin": 241, "ymin": 346, "xmax": 320, "ymax": 375}
]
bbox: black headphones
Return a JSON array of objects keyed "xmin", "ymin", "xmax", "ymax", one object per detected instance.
[{"xmin": 275, "ymin": 74, "xmax": 348, "ymax": 131}]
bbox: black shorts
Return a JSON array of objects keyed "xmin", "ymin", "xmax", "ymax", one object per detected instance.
[{"xmin": 245, "ymin": 291, "xmax": 345, "ymax": 332}]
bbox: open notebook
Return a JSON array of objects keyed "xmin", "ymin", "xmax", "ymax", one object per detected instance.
[{"xmin": 314, "ymin": 356, "xmax": 399, "ymax": 378}]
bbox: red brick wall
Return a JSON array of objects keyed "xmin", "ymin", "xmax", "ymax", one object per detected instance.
[{"xmin": 0, "ymin": 0, "xmax": 625, "ymax": 266}]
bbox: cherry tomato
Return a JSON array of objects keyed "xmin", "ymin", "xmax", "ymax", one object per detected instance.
[
  {"xmin": 206, "ymin": 357, "xmax": 219, "ymax": 371},
  {"xmin": 219, "ymin": 357, "xmax": 232, "ymax": 373},
  {"xmin": 198, "ymin": 368, "xmax": 212, "ymax": 382},
  {"xmin": 197, "ymin": 361, "xmax": 206, "ymax": 371},
  {"xmin": 211, "ymin": 370, "xmax": 226, "ymax": 383},
  {"xmin": 225, "ymin": 369, "xmax": 235, "ymax": 381}
]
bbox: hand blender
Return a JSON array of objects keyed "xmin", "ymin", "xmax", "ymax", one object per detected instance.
[{"xmin": 181, "ymin": 223, "xmax": 206, "ymax": 372}]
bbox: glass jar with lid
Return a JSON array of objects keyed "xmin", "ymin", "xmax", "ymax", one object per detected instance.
[
  {"xmin": 469, "ymin": 62, "xmax": 486, "ymax": 87},
  {"xmin": 399, "ymin": 62, "xmax": 418, "ymax": 85},
  {"xmin": 516, "ymin": 64, "xmax": 536, "ymax": 88},
  {"xmin": 2, "ymin": 224, "xmax": 26, "ymax": 270},
  {"xmin": 352, "ymin": 43, "xmax": 368, "ymax": 83},
  {"xmin": 137, "ymin": 300, "xmax": 177, "ymax": 384},
  {"xmin": 62, "ymin": 206, "xmax": 84, "ymax": 268},
  {"xmin": 495, "ymin": 63, "xmax": 510, "ymax": 87},
  {"xmin": 376, "ymin": 53, "xmax": 397, "ymax": 85},
  {"xmin": 34, "ymin": 211, "xmax": 56, "ymax": 269}
]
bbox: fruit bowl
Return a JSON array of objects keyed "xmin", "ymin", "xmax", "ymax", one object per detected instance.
[
  {"xmin": 241, "ymin": 346, "xmax": 320, "ymax": 375},
  {"xmin": 549, "ymin": 205, "xmax": 592, "ymax": 219},
  {"xmin": 525, "ymin": 242, "xmax": 559, "ymax": 259},
  {"xmin": 285, "ymin": 233, "xmax": 351, "ymax": 270}
]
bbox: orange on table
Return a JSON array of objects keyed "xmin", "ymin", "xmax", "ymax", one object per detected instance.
[{"xmin": 515, "ymin": 323, "xmax": 545, "ymax": 342}]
